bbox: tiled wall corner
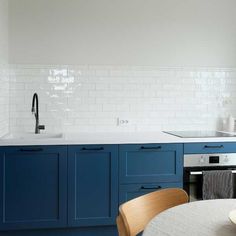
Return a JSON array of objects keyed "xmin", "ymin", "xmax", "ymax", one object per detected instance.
[
  {"xmin": 0, "ymin": 64, "xmax": 9, "ymax": 136},
  {"xmin": 9, "ymin": 65, "xmax": 236, "ymax": 133}
]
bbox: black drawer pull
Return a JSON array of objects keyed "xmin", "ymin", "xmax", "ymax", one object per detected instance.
[
  {"xmin": 140, "ymin": 146, "xmax": 161, "ymax": 150},
  {"xmin": 81, "ymin": 147, "xmax": 104, "ymax": 151},
  {"xmin": 204, "ymin": 145, "xmax": 224, "ymax": 149},
  {"xmin": 20, "ymin": 148, "xmax": 43, "ymax": 152},
  {"xmin": 140, "ymin": 185, "xmax": 162, "ymax": 190}
]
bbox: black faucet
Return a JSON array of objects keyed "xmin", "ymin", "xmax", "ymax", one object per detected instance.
[{"xmin": 31, "ymin": 93, "xmax": 45, "ymax": 134}]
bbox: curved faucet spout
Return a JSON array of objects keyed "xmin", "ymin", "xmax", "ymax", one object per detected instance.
[{"xmin": 32, "ymin": 93, "xmax": 38, "ymax": 119}]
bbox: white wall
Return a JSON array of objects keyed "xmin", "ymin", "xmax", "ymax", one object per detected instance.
[
  {"xmin": 0, "ymin": 0, "xmax": 9, "ymax": 136},
  {"xmin": 0, "ymin": 0, "xmax": 8, "ymax": 64},
  {"xmin": 9, "ymin": 0, "xmax": 236, "ymax": 67},
  {"xmin": 7, "ymin": 0, "xmax": 236, "ymax": 134}
]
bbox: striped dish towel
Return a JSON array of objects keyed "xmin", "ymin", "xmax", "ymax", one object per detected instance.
[{"xmin": 202, "ymin": 170, "xmax": 234, "ymax": 200}]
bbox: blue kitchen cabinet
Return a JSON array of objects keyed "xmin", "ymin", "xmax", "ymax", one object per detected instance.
[
  {"xmin": 68, "ymin": 145, "xmax": 119, "ymax": 227},
  {"xmin": 119, "ymin": 143, "xmax": 183, "ymax": 184},
  {"xmin": 0, "ymin": 142, "xmax": 184, "ymax": 234},
  {"xmin": 0, "ymin": 146, "xmax": 67, "ymax": 231}
]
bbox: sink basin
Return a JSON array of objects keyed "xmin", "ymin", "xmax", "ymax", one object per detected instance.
[{"xmin": 2, "ymin": 132, "xmax": 64, "ymax": 140}]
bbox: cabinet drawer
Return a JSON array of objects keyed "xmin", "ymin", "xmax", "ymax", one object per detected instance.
[
  {"xmin": 184, "ymin": 142, "xmax": 236, "ymax": 154},
  {"xmin": 119, "ymin": 144, "xmax": 183, "ymax": 184},
  {"xmin": 119, "ymin": 182, "xmax": 183, "ymax": 204}
]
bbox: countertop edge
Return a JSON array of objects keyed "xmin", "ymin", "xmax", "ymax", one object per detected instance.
[{"xmin": 1, "ymin": 131, "xmax": 236, "ymax": 146}]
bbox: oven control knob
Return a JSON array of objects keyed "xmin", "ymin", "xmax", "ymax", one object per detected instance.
[
  {"xmin": 224, "ymin": 156, "xmax": 229, "ymax": 163},
  {"xmin": 200, "ymin": 156, "xmax": 205, "ymax": 163}
]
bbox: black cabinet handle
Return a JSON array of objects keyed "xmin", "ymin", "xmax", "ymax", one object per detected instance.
[
  {"xmin": 204, "ymin": 145, "xmax": 224, "ymax": 149},
  {"xmin": 20, "ymin": 148, "xmax": 43, "ymax": 152},
  {"xmin": 81, "ymin": 147, "xmax": 104, "ymax": 151},
  {"xmin": 140, "ymin": 185, "xmax": 162, "ymax": 190},
  {"xmin": 140, "ymin": 146, "xmax": 161, "ymax": 150}
]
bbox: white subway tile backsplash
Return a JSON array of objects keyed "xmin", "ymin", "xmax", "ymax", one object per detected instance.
[
  {"xmin": 8, "ymin": 65, "xmax": 236, "ymax": 133},
  {"xmin": 0, "ymin": 64, "xmax": 9, "ymax": 136}
]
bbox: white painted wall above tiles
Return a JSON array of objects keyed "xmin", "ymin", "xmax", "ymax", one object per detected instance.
[
  {"xmin": 9, "ymin": 65, "xmax": 236, "ymax": 133},
  {"xmin": 0, "ymin": 0, "xmax": 8, "ymax": 64},
  {"xmin": 8, "ymin": 0, "xmax": 236, "ymax": 67},
  {"xmin": 0, "ymin": 0, "xmax": 9, "ymax": 137}
]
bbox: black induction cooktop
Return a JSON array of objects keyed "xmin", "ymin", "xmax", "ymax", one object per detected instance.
[{"xmin": 163, "ymin": 131, "xmax": 236, "ymax": 138}]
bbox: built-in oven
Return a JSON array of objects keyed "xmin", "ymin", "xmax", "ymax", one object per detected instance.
[{"xmin": 183, "ymin": 153, "xmax": 236, "ymax": 201}]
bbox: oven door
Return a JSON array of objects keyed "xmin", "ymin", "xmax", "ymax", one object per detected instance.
[{"xmin": 184, "ymin": 166, "xmax": 236, "ymax": 201}]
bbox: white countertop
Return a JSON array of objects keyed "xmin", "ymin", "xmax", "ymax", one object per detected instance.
[{"xmin": 1, "ymin": 131, "xmax": 236, "ymax": 146}]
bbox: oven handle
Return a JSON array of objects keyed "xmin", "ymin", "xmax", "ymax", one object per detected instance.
[{"xmin": 190, "ymin": 170, "xmax": 236, "ymax": 175}]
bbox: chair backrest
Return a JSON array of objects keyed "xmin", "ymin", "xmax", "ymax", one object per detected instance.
[{"xmin": 116, "ymin": 188, "xmax": 188, "ymax": 236}]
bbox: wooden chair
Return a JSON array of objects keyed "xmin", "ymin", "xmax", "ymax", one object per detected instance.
[{"xmin": 116, "ymin": 188, "xmax": 188, "ymax": 236}]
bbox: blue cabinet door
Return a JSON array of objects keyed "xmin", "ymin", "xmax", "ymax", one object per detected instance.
[
  {"xmin": 68, "ymin": 145, "xmax": 118, "ymax": 227},
  {"xmin": 0, "ymin": 146, "xmax": 67, "ymax": 231},
  {"xmin": 119, "ymin": 144, "xmax": 183, "ymax": 184}
]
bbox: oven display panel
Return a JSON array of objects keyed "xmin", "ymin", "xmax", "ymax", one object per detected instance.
[{"xmin": 209, "ymin": 156, "xmax": 220, "ymax": 164}]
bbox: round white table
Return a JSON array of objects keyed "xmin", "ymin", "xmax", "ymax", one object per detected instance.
[{"xmin": 143, "ymin": 199, "xmax": 236, "ymax": 236}]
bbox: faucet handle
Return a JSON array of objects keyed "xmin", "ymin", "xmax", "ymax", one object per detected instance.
[{"xmin": 38, "ymin": 125, "xmax": 45, "ymax": 130}]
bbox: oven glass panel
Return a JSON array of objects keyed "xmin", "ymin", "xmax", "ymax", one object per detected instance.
[{"xmin": 189, "ymin": 174, "xmax": 202, "ymax": 201}]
